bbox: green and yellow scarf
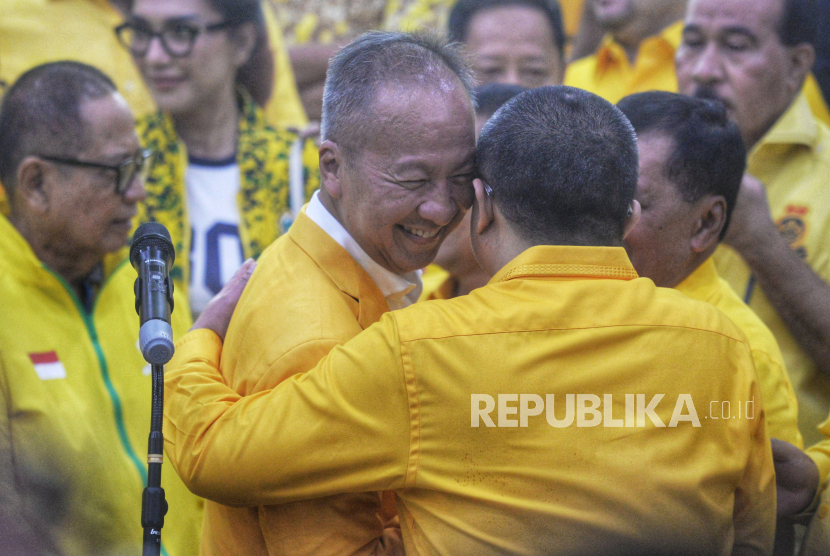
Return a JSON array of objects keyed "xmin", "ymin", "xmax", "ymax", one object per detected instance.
[{"xmin": 135, "ymin": 93, "xmax": 320, "ymax": 292}]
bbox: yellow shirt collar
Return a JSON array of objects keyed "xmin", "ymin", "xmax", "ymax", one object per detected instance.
[
  {"xmin": 0, "ymin": 214, "xmax": 42, "ymax": 276},
  {"xmin": 0, "ymin": 214, "xmax": 127, "ymax": 284},
  {"xmin": 490, "ymin": 245, "xmax": 639, "ymax": 284},
  {"xmin": 752, "ymin": 92, "xmax": 818, "ymax": 154},
  {"xmin": 596, "ymin": 20, "xmax": 684, "ymax": 76},
  {"xmin": 674, "ymin": 257, "xmax": 720, "ymax": 303}
]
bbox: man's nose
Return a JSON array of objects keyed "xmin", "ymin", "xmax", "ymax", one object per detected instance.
[
  {"xmin": 418, "ymin": 181, "xmax": 459, "ymax": 227},
  {"xmin": 500, "ymin": 65, "xmax": 523, "ymax": 86},
  {"xmin": 123, "ymin": 173, "xmax": 147, "ymax": 204},
  {"xmin": 690, "ymin": 43, "xmax": 725, "ymax": 85}
]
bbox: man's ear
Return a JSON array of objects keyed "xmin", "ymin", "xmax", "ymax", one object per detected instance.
[
  {"xmin": 318, "ymin": 140, "xmax": 344, "ymax": 200},
  {"xmin": 786, "ymin": 43, "xmax": 815, "ymax": 95},
  {"xmin": 473, "ymin": 178, "xmax": 494, "ymax": 235},
  {"xmin": 15, "ymin": 157, "xmax": 51, "ymax": 213},
  {"xmin": 690, "ymin": 195, "xmax": 726, "ymax": 253},
  {"xmin": 622, "ymin": 200, "xmax": 641, "ymax": 239}
]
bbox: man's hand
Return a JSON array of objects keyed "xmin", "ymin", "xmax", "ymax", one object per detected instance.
[
  {"xmin": 773, "ymin": 438, "xmax": 821, "ymax": 516},
  {"xmin": 192, "ymin": 259, "xmax": 256, "ymax": 341},
  {"xmin": 722, "ymin": 173, "xmax": 780, "ymax": 258}
]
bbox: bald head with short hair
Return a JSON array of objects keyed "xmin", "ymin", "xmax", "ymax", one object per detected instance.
[
  {"xmin": 321, "ymin": 32, "xmax": 476, "ymax": 154},
  {"xmin": 0, "ymin": 62, "xmax": 117, "ymax": 197}
]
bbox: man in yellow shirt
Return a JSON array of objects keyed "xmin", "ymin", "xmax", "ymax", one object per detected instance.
[
  {"xmin": 0, "ymin": 62, "xmax": 201, "ymax": 555},
  {"xmin": 677, "ymin": 0, "xmax": 830, "ymax": 446},
  {"xmin": 564, "ymin": 0, "xmax": 830, "ymax": 126},
  {"xmin": 447, "ymin": 0, "xmax": 567, "ymax": 88},
  {"xmin": 564, "ymin": 0, "xmax": 686, "ymax": 103},
  {"xmin": 619, "ymin": 90, "xmax": 803, "ymax": 450},
  {"xmin": 165, "ymin": 86, "xmax": 775, "ymax": 555},
  {"xmin": 170, "ymin": 32, "xmax": 477, "ymax": 555}
]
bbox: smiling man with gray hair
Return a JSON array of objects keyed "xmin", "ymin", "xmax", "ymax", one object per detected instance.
[{"xmin": 165, "ymin": 31, "xmax": 477, "ymax": 556}]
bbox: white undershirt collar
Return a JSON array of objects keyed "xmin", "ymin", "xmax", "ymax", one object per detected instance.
[{"xmin": 305, "ymin": 191, "xmax": 423, "ymax": 310}]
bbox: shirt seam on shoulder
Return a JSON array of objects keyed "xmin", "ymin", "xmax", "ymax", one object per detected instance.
[{"xmin": 397, "ymin": 323, "xmax": 748, "ymax": 344}]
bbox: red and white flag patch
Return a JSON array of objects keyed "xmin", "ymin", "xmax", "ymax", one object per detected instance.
[{"xmin": 29, "ymin": 351, "xmax": 67, "ymax": 380}]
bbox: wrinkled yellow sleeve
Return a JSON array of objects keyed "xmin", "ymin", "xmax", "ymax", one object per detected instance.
[
  {"xmin": 164, "ymin": 317, "xmax": 413, "ymax": 507},
  {"xmin": 732, "ymin": 378, "xmax": 777, "ymax": 555},
  {"xmin": 752, "ymin": 348, "xmax": 803, "ymax": 449}
]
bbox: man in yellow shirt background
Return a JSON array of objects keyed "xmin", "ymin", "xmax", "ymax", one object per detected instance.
[
  {"xmin": 677, "ymin": 0, "xmax": 830, "ymax": 447},
  {"xmin": 564, "ymin": 0, "xmax": 686, "ymax": 103},
  {"xmin": 164, "ymin": 85, "xmax": 775, "ymax": 555},
  {"xmin": 619, "ymin": 90, "xmax": 803, "ymax": 451},
  {"xmin": 0, "ymin": 61, "xmax": 201, "ymax": 555},
  {"xmin": 447, "ymin": 0, "xmax": 567, "ymax": 89},
  {"xmin": 173, "ymin": 32, "xmax": 477, "ymax": 555},
  {"xmin": 564, "ymin": 0, "xmax": 830, "ymax": 126}
]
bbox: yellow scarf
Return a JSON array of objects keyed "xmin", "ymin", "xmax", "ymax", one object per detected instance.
[{"xmin": 135, "ymin": 94, "xmax": 319, "ymax": 291}]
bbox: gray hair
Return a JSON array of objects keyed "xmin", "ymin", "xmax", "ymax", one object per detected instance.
[{"xmin": 320, "ymin": 31, "xmax": 476, "ymax": 151}]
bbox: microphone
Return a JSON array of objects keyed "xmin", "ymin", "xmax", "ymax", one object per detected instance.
[{"xmin": 130, "ymin": 223, "xmax": 176, "ymax": 365}]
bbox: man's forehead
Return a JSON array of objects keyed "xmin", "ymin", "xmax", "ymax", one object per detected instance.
[
  {"xmin": 372, "ymin": 78, "xmax": 472, "ymax": 110},
  {"xmin": 356, "ymin": 81, "xmax": 475, "ymax": 147},
  {"xmin": 79, "ymin": 93, "xmax": 140, "ymax": 157},
  {"xmin": 686, "ymin": 0, "xmax": 784, "ymax": 35}
]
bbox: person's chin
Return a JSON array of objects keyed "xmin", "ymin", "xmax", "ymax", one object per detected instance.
[
  {"xmin": 152, "ymin": 89, "xmax": 191, "ymax": 115},
  {"xmin": 103, "ymin": 229, "xmax": 131, "ymax": 253}
]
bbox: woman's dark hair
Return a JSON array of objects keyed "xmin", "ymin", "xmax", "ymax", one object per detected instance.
[{"xmin": 207, "ymin": 0, "xmax": 274, "ymax": 106}]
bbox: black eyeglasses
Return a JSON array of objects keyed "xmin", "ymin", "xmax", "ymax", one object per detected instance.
[
  {"xmin": 115, "ymin": 19, "xmax": 234, "ymax": 58},
  {"xmin": 39, "ymin": 149, "xmax": 153, "ymax": 195}
]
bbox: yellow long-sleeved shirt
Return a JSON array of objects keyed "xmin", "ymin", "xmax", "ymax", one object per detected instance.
[
  {"xmin": 0, "ymin": 215, "xmax": 202, "ymax": 555},
  {"xmin": 194, "ymin": 211, "xmax": 401, "ymax": 555},
  {"xmin": 165, "ymin": 245, "xmax": 775, "ymax": 555},
  {"xmin": 676, "ymin": 257, "xmax": 802, "ymax": 447},
  {"xmin": 714, "ymin": 92, "xmax": 830, "ymax": 447}
]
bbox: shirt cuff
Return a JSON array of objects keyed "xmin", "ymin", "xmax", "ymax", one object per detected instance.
[{"xmin": 175, "ymin": 327, "xmax": 223, "ymax": 361}]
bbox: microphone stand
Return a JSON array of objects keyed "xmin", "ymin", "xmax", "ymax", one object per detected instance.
[
  {"xmin": 131, "ymin": 223, "xmax": 176, "ymax": 555},
  {"xmin": 142, "ymin": 362, "xmax": 167, "ymax": 556}
]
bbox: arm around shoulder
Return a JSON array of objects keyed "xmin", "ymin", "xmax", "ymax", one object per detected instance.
[{"xmin": 163, "ymin": 313, "xmax": 413, "ymax": 507}]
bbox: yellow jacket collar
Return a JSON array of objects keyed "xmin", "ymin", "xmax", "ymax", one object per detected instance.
[
  {"xmin": 674, "ymin": 257, "xmax": 719, "ymax": 303},
  {"xmin": 596, "ymin": 20, "xmax": 683, "ymax": 76},
  {"xmin": 751, "ymin": 92, "xmax": 818, "ymax": 154},
  {"xmin": 490, "ymin": 245, "xmax": 639, "ymax": 284},
  {"xmin": 0, "ymin": 214, "xmax": 127, "ymax": 287},
  {"xmin": 288, "ymin": 210, "xmax": 389, "ymax": 328},
  {"xmin": 0, "ymin": 215, "xmax": 44, "ymax": 283}
]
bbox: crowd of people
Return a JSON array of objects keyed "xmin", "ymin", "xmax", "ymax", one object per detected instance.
[{"xmin": 0, "ymin": 0, "xmax": 829, "ymax": 554}]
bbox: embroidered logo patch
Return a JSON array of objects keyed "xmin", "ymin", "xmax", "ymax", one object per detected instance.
[
  {"xmin": 777, "ymin": 207, "xmax": 809, "ymax": 260},
  {"xmin": 29, "ymin": 351, "xmax": 67, "ymax": 380}
]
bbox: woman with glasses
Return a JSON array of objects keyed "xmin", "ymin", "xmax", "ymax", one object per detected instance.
[{"xmin": 118, "ymin": 0, "xmax": 319, "ymax": 317}]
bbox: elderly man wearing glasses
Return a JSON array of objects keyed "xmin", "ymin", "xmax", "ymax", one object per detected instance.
[
  {"xmin": 0, "ymin": 61, "xmax": 202, "ymax": 556},
  {"xmin": 117, "ymin": 0, "xmax": 321, "ymax": 319}
]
